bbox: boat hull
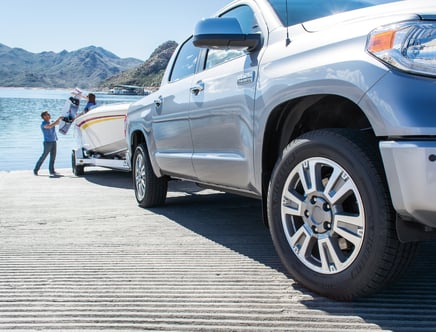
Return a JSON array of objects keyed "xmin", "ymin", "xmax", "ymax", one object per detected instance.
[{"xmin": 74, "ymin": 102, "xmax": 130, "ymax": 157}]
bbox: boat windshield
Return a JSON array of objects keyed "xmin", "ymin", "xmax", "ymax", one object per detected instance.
[{"xmin": 267, "ymin": 0, "xmax": 403, "ymax": 27}]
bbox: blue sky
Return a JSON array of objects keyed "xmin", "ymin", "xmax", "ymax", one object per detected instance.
[{"xmin": 0, "ymin": 0, "xmax": 232, "ymax": 60}]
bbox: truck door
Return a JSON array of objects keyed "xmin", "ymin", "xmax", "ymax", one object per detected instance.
[
  {"xmin": 152, "ymin": 38, "xmax": 200, "ymax": 179},
  {"xmin": 189, "ymin": 5, "xmax": 262, "ymax": 190}
]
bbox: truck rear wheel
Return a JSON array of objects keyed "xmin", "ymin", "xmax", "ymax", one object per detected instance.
[
  {"xmin": 267, "ymin": 129, "xmax": 418, "ymax": 300},
  {"xmin": 133, "ymin": 143, "xmax": 168, "ymax": 208}
]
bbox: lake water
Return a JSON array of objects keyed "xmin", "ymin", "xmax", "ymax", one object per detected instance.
[{"xmin": 0, "ymin": 87, "xmax": 143, "ymax": 171}]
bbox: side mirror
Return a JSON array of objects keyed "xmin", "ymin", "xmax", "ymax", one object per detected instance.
[{"xmin": 193, "ymin": 17, "xmax": 260, "ymax": 52}]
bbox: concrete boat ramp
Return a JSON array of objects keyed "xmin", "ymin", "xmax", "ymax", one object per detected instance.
[{"xmin": 1, "ymin": 168, "xmax": 436, "ymax": 331}]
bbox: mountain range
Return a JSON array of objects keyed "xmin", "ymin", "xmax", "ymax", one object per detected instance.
[
  {"xmin": 100, "ymin": 40, "xmax": 178, "ymax": 89},
  {"xmin": 0, "ymin": 43, "xmax": 143, "ymax": 89}
]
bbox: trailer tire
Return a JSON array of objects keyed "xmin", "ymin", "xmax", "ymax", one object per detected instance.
[
  {"xmin": 72, "ymin": 150, "xmax": 85, "ymax": 176},
  {"xmin": 133, "ymin": 143, "xmax": 168, "ymax": 207}
]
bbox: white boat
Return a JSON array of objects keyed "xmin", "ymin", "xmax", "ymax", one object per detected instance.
[{"xmin": 74, "ymin": 102, "xmax": 130, "ymax": 158}]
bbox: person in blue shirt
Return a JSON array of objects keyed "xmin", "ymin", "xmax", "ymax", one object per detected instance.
[
  {"xmin": 83, "ymin": 93, "xmax": 96, "ymax": 113},
  {"xmin": 33, "ymin": 111, "xmax": 63, "ymax": 176},
  {"xmin": 76, "ymin": 93, "xmax": 97, "ymax": 118}
]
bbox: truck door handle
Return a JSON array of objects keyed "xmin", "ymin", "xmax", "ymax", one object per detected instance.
[{"xmin": 190, "ymin": 81, "xmax": 204, "ymax": 96}]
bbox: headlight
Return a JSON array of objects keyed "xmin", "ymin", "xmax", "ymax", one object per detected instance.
[{"xmin": 367, "ymin": 21, "xmax": 436, "ymax": 77}]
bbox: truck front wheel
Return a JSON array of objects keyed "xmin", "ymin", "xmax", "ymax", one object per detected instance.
[
  {"xmin": 132, "ymin": 143, "xmax": 168, "ymax": 208},
  {"xmin": 267, "ymin": 129, "xmax": 418, "ymax": 300}
]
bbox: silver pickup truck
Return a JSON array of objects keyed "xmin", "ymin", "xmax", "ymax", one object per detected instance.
[{"xmin": 125, "ymin": 0, "xmax": 436, "ymax": 300}]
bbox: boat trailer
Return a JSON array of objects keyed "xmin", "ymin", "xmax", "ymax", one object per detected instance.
[{"xmin": 71, "ymin": 147, "xmax": 130, "ymax": 176}]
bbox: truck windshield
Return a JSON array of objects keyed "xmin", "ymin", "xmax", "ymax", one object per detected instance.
[{"xmin": 268, "ymin": 0, "xmax": 402, "ymax": 27}]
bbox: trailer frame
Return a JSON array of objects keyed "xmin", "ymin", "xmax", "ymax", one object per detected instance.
[{"xmin": 71, "ymin": 147, "xmax": 130, "ymax": 176}]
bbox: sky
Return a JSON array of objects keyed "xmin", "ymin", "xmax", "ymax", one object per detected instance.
[{"xmin": 0, "ymin": 0, "xmax": 232, "ymax": 61}]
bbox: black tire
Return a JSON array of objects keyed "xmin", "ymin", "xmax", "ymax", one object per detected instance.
[
  {"xmin": 71, "ymin": 150, "xmax": 84, "ymax": 176},
  {"xmin": 132, "ymin": 143, "xmax": 168, "ymax": 208},
  {"xmin": 267, "ymin": 128, "xmax": 418, "ymax": 300}
]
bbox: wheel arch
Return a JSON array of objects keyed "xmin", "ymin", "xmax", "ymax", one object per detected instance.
[
  {"xmin": 130, "ymin": 129, "xmax": 146, "ymax": 154},
  {"xmin": 260, "ymin": 94, "xmax": 374, "ymax": 224},
  {"xmin": 263, "ymin": 94, "xmax": 372, "ymax": 180},
  {"xmin": 129, "ymin": 128, "xmax": 163, "ymax": 178}
]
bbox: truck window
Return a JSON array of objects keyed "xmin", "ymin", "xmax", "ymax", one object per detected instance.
[
  {"xmin": 205, "ymin": 5, "xmax": 259, "ymax": 70},
  {"xmin": 170, "ymin": 37, "xmax": 201, "ymax": 82}
]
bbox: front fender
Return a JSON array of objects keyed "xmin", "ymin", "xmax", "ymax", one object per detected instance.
[{"xmin": 359, "ymin": 71, "xmax": 436, "ymax": 136}]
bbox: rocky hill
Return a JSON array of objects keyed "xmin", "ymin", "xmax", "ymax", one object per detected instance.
[
  {"xmin": 100, "ymin": 41, "xmax": 178, "ymax": 89},
  {"xmin": 0, "ymin": 44, "xmax": 143, "ymax": 89}
]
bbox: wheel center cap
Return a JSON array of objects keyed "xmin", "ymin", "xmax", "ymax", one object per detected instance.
[
  {"xmin": 311, "ymin": 206, "xmax": 326, "ymax": 226},
  {"xmin": 304, "ymin": 196, "xmax": 332, "ymax": 233}
]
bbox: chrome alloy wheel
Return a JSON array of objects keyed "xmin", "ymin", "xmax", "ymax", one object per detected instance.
[
  {"xmin": 134, "ymin": 152, "xmax": 146, "ymax": 201},
  {"xmin": 281, "ymin": 157, "xmax": 365, "ymax": 274}
]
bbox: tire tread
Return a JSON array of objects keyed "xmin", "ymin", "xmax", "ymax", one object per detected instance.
[
  {"xmin": 269, "ymin": 128, "xmax": 418, "ymax": 300},
  {"xmin": 133, "ymin": 143, "xmax": 168, "ymax": 208}
]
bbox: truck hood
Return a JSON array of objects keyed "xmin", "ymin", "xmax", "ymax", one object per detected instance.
[{"xmin": 303, "ymin": 0, "xmax": 436, "ymax": 32}]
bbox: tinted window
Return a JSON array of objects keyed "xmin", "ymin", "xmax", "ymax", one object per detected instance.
[
  {"xmin": 170, "ymin": 38, "xmax": 201, "ymax": 82},
  {"xmin": 205, "ymin": 5, "xmax": 258, "ymax": 69},
  {"xmin": 224, "ymin": 5, "xmax": 258, "ymax": 34},
  {"xmin": 268, "ymin": 0, "xmax": 401, "ymax": 26}
]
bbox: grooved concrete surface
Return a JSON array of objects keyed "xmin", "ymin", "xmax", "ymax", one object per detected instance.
[{"xmin": 1, "ymin": 168, "xmax": 436, "ymax": 331}]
